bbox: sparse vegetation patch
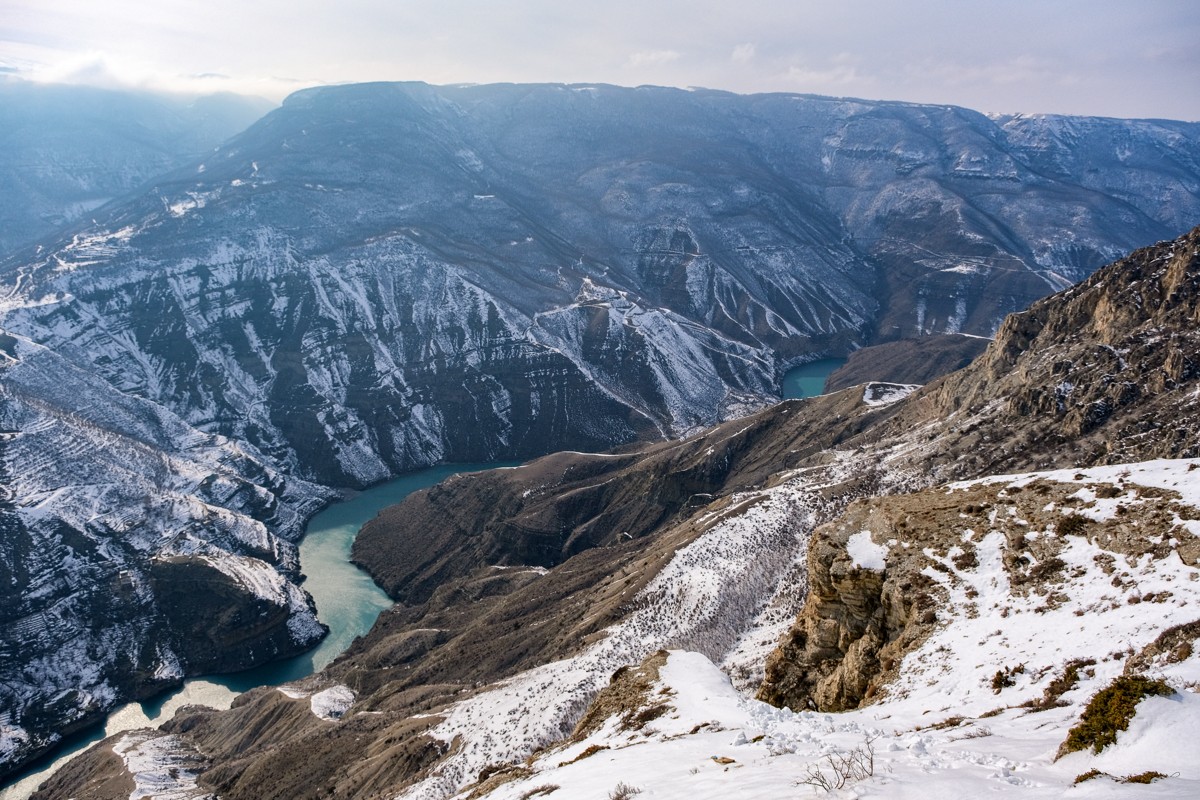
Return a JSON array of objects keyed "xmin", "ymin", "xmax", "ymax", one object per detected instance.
[
  {"xmin": 1122, "ymin": 771, "xmax": 1168, "ymax": 784},
  {"xmin": 798, "ymin": 735, "xmax": 876, "ymax": 793},
  {"xmin": 1057, "ymin": 675, "xmax": 1173, "ymax": 758},
  {"xmin": 608, "ymin": 781, "xmax": 642, "ymax": 800},
  {"xmin": 1025, "ymin": 658, "xmax": 1094, "ymax": 711},
  {"xmin": 991, "ymin": 663, "xmax": 1025, "ymax": 693}
]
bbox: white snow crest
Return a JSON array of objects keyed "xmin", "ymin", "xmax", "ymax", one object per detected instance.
[
  {"xmin": 310, "ymin": 685, "xmax": 355, "ymax": 720},
  {"xmin": 949, "ymin": 457, "xmax": 1197, "ymax": 494},
  {"xmin": 112, "ymin": 731, "xmax": 213, "ymax": 800},
  {"xmin": 862, "ymin": 382, "xmax": 921, "ymax": 407},
  {"xmin": 846, "ymin": 531, "xmax": 889, "ymax": 570}
]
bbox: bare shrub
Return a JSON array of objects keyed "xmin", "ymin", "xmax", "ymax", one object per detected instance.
[
  {"xmin": 608, "ymin": 782, "xmax": 642, "ymax": 800},
  {"xmin": 798, "ymin": 735, "xmax": 876, "ymax": 792}
]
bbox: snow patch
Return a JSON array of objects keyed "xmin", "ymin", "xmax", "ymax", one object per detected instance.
[
  {"xmin": 863, "ymin": 382, "xmax": 921, "ymax": 407},
  {"xmin": 310, "ymin": 685, "xmax": 355, "ymax": 720},
  {"xmin": 846, "ymin": 531, "xmax": 888, "ymax": 570},
  {"xmin": 111, "ymin": 732, "xmax": 210, "ymax": 800}
]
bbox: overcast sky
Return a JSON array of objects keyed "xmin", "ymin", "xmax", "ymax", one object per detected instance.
[{"xmin": 2, "ymin": 0, "xmax": 1197, "ymax": 120}]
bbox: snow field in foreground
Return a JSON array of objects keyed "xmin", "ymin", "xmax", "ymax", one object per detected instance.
[{"xmin": 440, "ymin": 459, "xmax": 1200, "ymax": 799}]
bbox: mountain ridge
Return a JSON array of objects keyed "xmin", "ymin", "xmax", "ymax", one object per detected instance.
[
  {"xmin": 3, "ymin": 80, "xmax": 1200, "ymax": 781},
  {"xmin": 32, "ymin": 225, "xmax": 1198, "ymax": 799},
  {"xmin": 0, "ymin": 81, "xmax": 274, "ymax": 258}
]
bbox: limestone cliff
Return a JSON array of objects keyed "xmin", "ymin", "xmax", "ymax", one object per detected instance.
[{"xmin": 759, "ymin": 226, "xmax": 1200, "ymax": 713}]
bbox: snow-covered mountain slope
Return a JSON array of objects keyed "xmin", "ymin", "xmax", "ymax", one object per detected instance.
[
  {"xmin": 34, "ymin": 225, "xmax": 1199, "ymax": 800},
  {"xmin": 0, "ymin": 328, "xmax": 331, "ymax": 777},
  {"xmin": 3, "ymin": 82, "xmax": 1199, "ymax": 487},
  {"xmin": 480, "ymin": 460, "xmax": 1200, "ymax": 800},
  {"xmin": 41, "ymin": 454, "xmax": 1200, "ymax": 800},
  {"xmin": 0, "ymin": 81, "xmax": 272, "ymax": 257},
  {"xmin": 4, "ymin": 86, "xmax": 1200, "ymax": 788}
]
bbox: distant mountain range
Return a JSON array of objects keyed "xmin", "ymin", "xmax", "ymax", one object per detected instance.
[
  {"xmin": 1, "ymin": 80, "xmax": 1199, "ymax": 780},
  {"xmin": 0, "ymin": 81, "xmax": 274, "ymax": 256}
]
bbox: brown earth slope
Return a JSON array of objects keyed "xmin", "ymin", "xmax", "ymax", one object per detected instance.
[
  {"xmin": 36, "ymin": 226, "xmax": 1200, "ymax": 800},
  {"xmin": 824, "ymin": 333, "xmax": 990, "ymax": 392}
]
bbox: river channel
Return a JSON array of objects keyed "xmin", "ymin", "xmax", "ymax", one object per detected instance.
[
  {"xmin": 781, "ymin": 357, "xmax": 846, "ymax": 399},
  {"xmin": 1, "ymin": 461, "xmax": 513, "ymax": 799},
  {"xmin": 3, "ymin": 357, "xmax": 849, "ymax": 797}
]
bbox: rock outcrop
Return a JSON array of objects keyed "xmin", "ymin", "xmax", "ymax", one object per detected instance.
[{"xmin": 759, "ymin": 464, "xmax": 1200, "ymax": 713}]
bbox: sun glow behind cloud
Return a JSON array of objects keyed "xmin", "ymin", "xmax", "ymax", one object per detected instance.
[
  {"xmin": 6, "ymin": 48, "xmax": 314, "ymax": 99},
  {"xmin": 1, "ymin": 0, "xmax": 1196, "ymax": 117}
]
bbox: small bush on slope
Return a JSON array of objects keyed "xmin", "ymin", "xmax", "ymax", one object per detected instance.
[{"xmin": 1057, "ymin": 675, "xmax": 1173, "ymax": 758}]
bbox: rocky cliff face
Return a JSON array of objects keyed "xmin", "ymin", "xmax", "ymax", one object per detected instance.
[
  {"xmin": 758, "ymin": 462, "xmax": 1200, "ymax": 714},
  {"xmin": 0, "ymin": 329, "xmax": 330, "ymax": 776},
  {"xmin": 857, "ymin": 224, "xmax": 1200, "ymax": 484}
]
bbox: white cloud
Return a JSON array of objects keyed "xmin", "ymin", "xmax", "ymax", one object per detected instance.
[
  {"xmin": 784, "ymin": 53, "xmax": 864, "ymax": 87},
  {"xmin": 1, "ymin": 1, "xmax": 1195, "ymax": 119},
  {"xmin": 627, "ymin": 49, "xmax": 681, "ymax": 68},
  {"xmin": 13, "ymin": 49, "xmax": 312, "ymax": 100},
  {"xmin": 731, "ymin": 43, "xmax": 756, "ymax": 63}
]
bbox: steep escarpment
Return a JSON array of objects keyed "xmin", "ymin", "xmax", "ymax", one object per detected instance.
[
  {"xmin": 759, "ymin": 462, "xmax": 1200, "ymax": 714},
  {"xmin": 0, "ymin": 330, "xmax": 329, "ymax": 777},
  {"xmin": 849, "ymin": 225, "xmax": 1200, "ymax": 484},
  {"xmin": 939, "ymin": 225, "xmax": 1199, "ymax": 450}
]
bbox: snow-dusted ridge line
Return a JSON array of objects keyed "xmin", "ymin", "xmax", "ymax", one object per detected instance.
[
  {"xmin": 947, "ymin": 458, "xmax": 1200, "ymax": 508},
  {"xmin": 396, "ymin": 460, "xmax": 862, "ymax": 799},
  {"xmin": 447, "ymin": 458, "xmax": 1200, "ymax": 800}
]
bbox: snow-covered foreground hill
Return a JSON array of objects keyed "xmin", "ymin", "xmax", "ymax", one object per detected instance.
[{"xmin": 419, "ymin": 459, "xmax": 1200, "ymax": 800}]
